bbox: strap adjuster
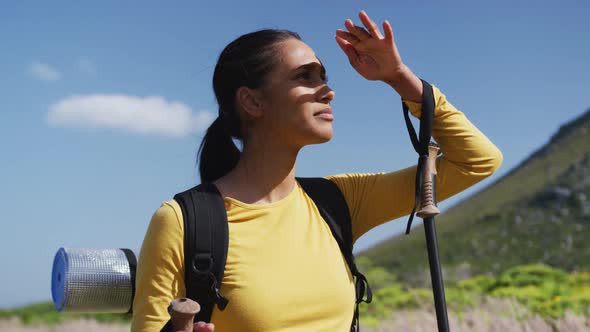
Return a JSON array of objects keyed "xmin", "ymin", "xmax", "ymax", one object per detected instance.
[{"xmin": 192, "ymin": 253, "xmax": 214, "ymax": 276}]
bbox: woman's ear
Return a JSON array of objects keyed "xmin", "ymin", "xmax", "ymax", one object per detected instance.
[{"xmin": 236, "ymin": 86, "xmax": 264, "ymax": 119}]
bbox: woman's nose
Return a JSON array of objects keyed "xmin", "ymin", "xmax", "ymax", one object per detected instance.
[{"xmin": 320, "ymin": 86, "xmax": 336, "ymax": 103}]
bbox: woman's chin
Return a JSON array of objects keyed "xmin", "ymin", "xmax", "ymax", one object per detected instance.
[
  {"xmin": 310, "ymin": 129, "xmax": 334, "ymax": 145},
  {"xmin": 295, "ymin": 125, "xmax": 334, "ymax": 146}
]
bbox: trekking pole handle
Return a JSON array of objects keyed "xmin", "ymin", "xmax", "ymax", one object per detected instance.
[
  {"xmin": 168, "ymin": 298, "xmax": 201, "ymax": 332},
  {"xmin": 416, "ymin": 143, "xmax": 441, "ymax": 219}
]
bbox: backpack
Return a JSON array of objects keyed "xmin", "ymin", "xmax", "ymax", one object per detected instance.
[{"xmin": 162, "ymin": 177, "xmax": 372, "ymax": 331}]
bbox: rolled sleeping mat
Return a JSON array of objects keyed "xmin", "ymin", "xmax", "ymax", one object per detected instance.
[{"xmin": 51, "ymin": 247, "xmax": 137, "ymax": 313}]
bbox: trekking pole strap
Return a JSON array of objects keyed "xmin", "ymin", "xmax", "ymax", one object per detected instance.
[{"xmin": 402, "ymin": 79, "xmax": 436, "ymax": 234}]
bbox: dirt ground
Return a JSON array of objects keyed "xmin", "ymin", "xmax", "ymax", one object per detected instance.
[{"xmin": 364, "ymin": 299, "xmax": 590, "ymax": 332}]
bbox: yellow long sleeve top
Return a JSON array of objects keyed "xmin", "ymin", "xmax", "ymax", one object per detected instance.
[{"xmin": 131, "ymin": 85, "xmax": 503, "ymax": 331}]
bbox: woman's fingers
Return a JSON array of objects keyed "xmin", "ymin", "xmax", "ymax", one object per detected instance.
[
  {"xmin": 359, "ymin": 10, "xmax": 383, "ymax": 39},
  {"xmin": 335, "ymin": 34, "xmax": 359, "ymax": 63},
  {"xmin": 344, "ymin": 10, "xmax": 384, "ymax": 41},
  {"xmin": 335, "ymin": 10, "xmax": 403, "ymax": 81},
  {"xmin": 345, "ymin": 19, "xmax": 371, "ymax": 41},
  {"xmin": 382, "ymin": 20, "xmax": 394, "ymax": 44},
  {"xmin": 336, "ymin": 29, "xmax": 360, "ymax": 44},
  {"xmin": 194, "ymin": 321, "xmax": 215, "ymax": 332}
]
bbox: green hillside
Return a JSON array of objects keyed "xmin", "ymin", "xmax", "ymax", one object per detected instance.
[
  {"xmin": 0, "ymin": 302, "xmax": 131, "ymax": 326},
  {"xmin": 360, "ymin": 109, "xmax": 590, "ymax": 285}
]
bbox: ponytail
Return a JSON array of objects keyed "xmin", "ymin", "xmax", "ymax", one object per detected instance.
[{"xmin": 198, "ymin": 116, "xmax": 241, "ymax": 183}]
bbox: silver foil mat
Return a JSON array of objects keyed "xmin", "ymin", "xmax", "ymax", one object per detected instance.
[{"xmin": 51, "ymin": 247, "xmax": 136, "ymax": 313}]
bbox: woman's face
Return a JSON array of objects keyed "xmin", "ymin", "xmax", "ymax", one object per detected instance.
[{"xmin": 254, "ymin": 38, "xmax": 336, "ymax": 149}]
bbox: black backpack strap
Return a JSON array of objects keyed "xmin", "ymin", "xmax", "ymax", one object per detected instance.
[
  {"xmin": 296, "ymin": 177, "xmax": 372, "ymax": 332},
  {"xmin": 173, "ymin": 183, "xmax": 229, "ymax": 323}
]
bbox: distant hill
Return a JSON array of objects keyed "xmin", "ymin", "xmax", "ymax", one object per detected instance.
[{"xmin": 360, "ymin": 109, "xmax": 590, "ymax": 285}]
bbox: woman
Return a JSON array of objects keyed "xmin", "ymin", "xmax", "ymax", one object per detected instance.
[{"xmin": 131, "ymin": 10, "xmax": 503, "ymax": 332}]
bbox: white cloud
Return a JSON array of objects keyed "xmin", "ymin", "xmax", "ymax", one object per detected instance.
[
  {"xmin": 29, "ymin": 62, "xmax": 61, "ymax": 82},
  {"xmin": 47, "ymin": 94, "xmax": 215, "ymax": 137},
  {"xmin": 77, "ymin": 57, "xmax": 97, "ymax": 76}
]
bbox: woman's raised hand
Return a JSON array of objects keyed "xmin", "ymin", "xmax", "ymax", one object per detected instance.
[{"xmin": 335, "ymin": 10, "xmax": 404, "ymax": 83}]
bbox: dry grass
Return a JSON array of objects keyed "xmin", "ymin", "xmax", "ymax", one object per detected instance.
[
  {"xmin": 0, "ymin": 317, "xmax": 129, "ymax": 332},
  {"xmin": 364, "ymin": 298, "xmax": 590, "ymax": 332}
]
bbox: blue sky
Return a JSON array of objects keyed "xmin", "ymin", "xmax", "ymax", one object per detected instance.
[{"xmin": 1, "ymin": 1, "xmax": 589, "ymax": 308}]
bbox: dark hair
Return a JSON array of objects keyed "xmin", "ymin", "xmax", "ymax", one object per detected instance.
[{"xmin": 198, "ymin": 29, "xmax": 301, "ymax": 183}]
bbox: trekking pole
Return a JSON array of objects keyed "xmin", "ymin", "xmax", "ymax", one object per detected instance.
[
  {"xmin": 168, "ymin": 298, "xmax": 201, "ymax": 332},
  {"xmin": 402, "ymin": 79, "xmax": 450, "ymax": 332},
  {"xmin": 416, "ymin": 143, "xmax": 450, "ymax": 332}
]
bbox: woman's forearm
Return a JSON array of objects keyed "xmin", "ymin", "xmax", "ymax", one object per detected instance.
[{"xmin": 384, "ymin": 64, "xmax": 423, "ymax": 103}]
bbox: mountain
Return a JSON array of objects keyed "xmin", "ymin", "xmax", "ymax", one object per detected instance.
[{"xmin": 359, "ymin": 109, "xmax": 590, "ymax": 285}]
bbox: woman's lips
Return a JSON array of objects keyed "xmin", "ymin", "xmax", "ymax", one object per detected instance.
[{"xmin": 314, "ymin": 108, "xmax": 334, "ymax": 121}]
